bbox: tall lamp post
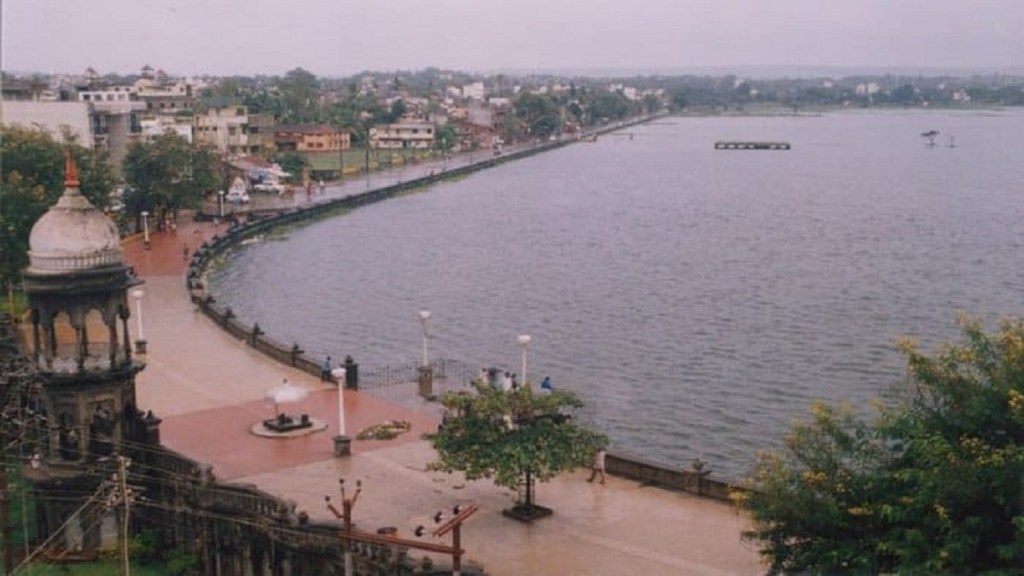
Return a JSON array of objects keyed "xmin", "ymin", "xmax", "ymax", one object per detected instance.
[
  {"xmin": 131, "ymin": 289, "xmax": 147, "ymax": 354},
  {"xmin": 517, "ymin": 334, "xmax": 531, "ymax": 386},
  {"xmin": 419, "ymin": 309, "xmax": 431, "ymax": 367},
  {"xmin": 418, "ymin": 310, "xmax": 433, "ymax": 397},
  {"xmin": 331, "ymin": 368, "xmax": 350, "ymax": 456},
  {"xmin": 140, "ymin": 210, "xmax": 150, "ymax": 250}
]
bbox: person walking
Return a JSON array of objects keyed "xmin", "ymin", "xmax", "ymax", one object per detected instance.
[{"xmin": 587, "ymin": 449, "xmax": 607, "ymax": 484}]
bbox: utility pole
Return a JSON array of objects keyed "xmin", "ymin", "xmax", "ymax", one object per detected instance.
[
  {"xmin": 338, "ymin": 127, "xmax": 345, "ymax": 181},
  {"xmin": 116, "ymin": 455, "xmax": 131, "ymax": 576},
  {"xmin": 420, "ymin": 504, "xmax": 478, "ymax": 576},
  {"xmin": 325, "ymin": 478, "xmax": 360, "ymax": 576},
  {"xmin": 0, "ymin": 445, "xmax": 11, "ymax": 576}
]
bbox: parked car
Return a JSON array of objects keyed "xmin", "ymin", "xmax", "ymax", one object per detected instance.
[
  {"xmin": 253, "ymin": 181, "xmax": 286, "ymax": 194},
  {"xmin": 225, "ymin": 188, "xmax": 250, "ymax": 203}
]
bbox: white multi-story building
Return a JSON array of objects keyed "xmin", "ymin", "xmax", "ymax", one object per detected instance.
[
  {"xmin": 0, "ymin": 101, "xmax": 93, "ymax": 146},
  {"xmin": 462, "ymin": 82, "xmax": 485, "ymax": 101},
  {"xmin": 369, "ymin": 121, "xmax": 435, "ymax": 149},
  {"xmin": 140, "ymin": 117, "xmax": 192, "ymax": 143},
  {"xmin": 193, "ymin": 105, "xmax": 274, "ymax": 155}
]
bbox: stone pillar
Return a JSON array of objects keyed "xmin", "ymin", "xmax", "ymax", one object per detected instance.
[
  {"xmin": 333, "ymin": 435, "xmax": 351, "ymax": 457},
  {"xmin": 418, "ymin": 366, "xmax": 434, "ymax": 398}
]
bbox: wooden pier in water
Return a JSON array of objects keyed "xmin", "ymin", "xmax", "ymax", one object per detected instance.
[{"xmin": 714, "ymin": 141, "xmax": 791, "ymax": 150}]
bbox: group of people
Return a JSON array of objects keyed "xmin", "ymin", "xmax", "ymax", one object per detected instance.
[
  {"xmin": 470, "ymin": 367, "xmax": 607, "ymax": 484},
  {"xmin": 476, "ymin": 368, "xmax": 556, "ymax": 394}
]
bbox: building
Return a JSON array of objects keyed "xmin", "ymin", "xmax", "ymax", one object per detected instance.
[
  {"xmin": 139, "ymin": 116, "xmax": 193, "ymax": 143},
  {"xmin": 275, "ymin": 124, "xmax": 350, "ymax": 177},
  {"xmin": 0, "ymin": 101, "xmax": 93, "ymax": 146},
  {"xmin": 2, "ymin": 96, "xmax": 143, "ymax": 176},
  {"xmin": 275, "ymin": 124, "xmax": 350, "ymax": 153},
  {"xmin": 78, "ymin": 91, "xmax": 146, "ymax": 174},
  {"xmin": 462, "ymin": 81, "xmax": 485, "ymax": 101},
  {"xmin": 20, "ymin": 154, "xmax": 157, "ymax": 554},
  {"xmin": 369, "ymin": 121, "xmax": 435, "ymax": 149},
  {"xmin": 193, "ymin": 105, "xmax": 275, "ymax": 156}
]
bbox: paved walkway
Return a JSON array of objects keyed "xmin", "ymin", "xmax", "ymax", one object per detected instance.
[{"xmin": 125, "ymin": 209, "xmax": 764, "ymax": 574}]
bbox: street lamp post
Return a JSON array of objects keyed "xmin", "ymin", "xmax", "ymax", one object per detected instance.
[
  {"xmin": 517, "ymin": 334, "xmax": 532, "ymax": 386},
  {"xmin": 331, "ymin": 368, "xmax": 350, "ymax": 456},
  {"xmin": 218, "ymin": 190, "xmax": 225, "ymax": 219},
  {"xmin": 140, "ymin": 211, "xmax": 150, "ymax": 250},
  {"xmin": 419, "ymin": 310, "xmax": 431, "ymax": 367},
  {"xmin": 418, "ymin": 310, "xmax": 433, "ymax": 398},
  {"xmin": 131, "ymin": 289, "xmax": 147, "ymax": 354}
]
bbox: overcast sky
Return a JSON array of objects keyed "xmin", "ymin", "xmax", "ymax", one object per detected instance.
[{"xmin": 3, "ymin": 0, "xmax": 1022, "ymax": 77}]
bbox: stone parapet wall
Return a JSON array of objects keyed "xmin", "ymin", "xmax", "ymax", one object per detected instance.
[
  {"xmin": 134, "ymin": 442, "xmax": 453, "ymax": 574},
  {"xmin": 606, "ymin": 452, "xmax": 743, "ymax": 502}
]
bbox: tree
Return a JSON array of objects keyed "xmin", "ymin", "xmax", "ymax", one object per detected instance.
[
  {"xmin": 890, "ymin": 83, "xmax": 918, "ymax": 105},
  {"xmin": 585, "ymin": 91, "xmax": 631, "ymax": 124},
  {"xmin": 738, "ymin": 316, "xmax": 1024, "ymax": 574},
  {"xmin": 276, "ymin": 67, "xmax": 322, "ymax": 124},
  {"xmin": 384, "ymin": 99, "xmax": 407, "ymax": 124},
  {"xmin": 430, "ymin": 382, "xmax": 607, "ymax": 521},
  {"xmin": 433, "ymin": 124, "xmax": 458, "ymax": 153},
  {"xmin": 0, "ymin": 126, "xmax": 114, "ymax": 290},
  {"xmin": 275, "ymin": 152, "xmax": 309, "ymax": 183},
  {"xmin": 122, "ymin": 133, "xmax": 223, "ymax": 222},
  {"xmin": 513, "ymin": 93, "xmax": 562, "ymax": 140}
]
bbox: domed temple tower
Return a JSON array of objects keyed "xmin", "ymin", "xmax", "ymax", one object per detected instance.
[{"xmin": 22, "ymin": 153, "xmax": 152, "ymax": 553}]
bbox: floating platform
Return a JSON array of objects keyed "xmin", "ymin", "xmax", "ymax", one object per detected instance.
[{"xmin": 715, "ymin": 141, "xmax": 791, "ymax": 150}]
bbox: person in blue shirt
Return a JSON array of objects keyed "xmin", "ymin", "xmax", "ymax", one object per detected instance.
[
  {"xmin": 321, "ymin": 356, "xmax": 332, "ymax": 382},
  {"xmin": 540, "ymin": 376, "xmax": 554, "ymax": 393}
]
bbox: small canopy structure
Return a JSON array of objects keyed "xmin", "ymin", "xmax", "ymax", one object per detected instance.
[{"xmin": 264, "ymin": 381, "xmax": 308, "ymax": 415}]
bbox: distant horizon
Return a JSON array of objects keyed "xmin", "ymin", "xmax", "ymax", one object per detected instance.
[
  {"xmin": 6, "ymin": 64, "xmax": 1024, "ymax": 82},
  {"xmin": 4, "ymin": 1, "xmax": 1021, "ymax": 80}
]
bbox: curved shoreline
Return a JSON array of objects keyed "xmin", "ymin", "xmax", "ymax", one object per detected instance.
[
  {"xmin": 184, "ymin": 113, "xmax": 747, "ymax": 494},
  {"xmin": 187, "ymin": 113, "xmax": 668, "ymax": 379}
]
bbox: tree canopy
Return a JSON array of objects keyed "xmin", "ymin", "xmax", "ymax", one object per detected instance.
[
  {"xmin": 0, "ymin": 126, "xmax": 114, "ymax": 289},
  {"xmin": 430, "ymin": 381, "xmax": 607, "ymax": 516},
  {"xmin": 122, "ymin": 132, "xmax": 222, "ymax": 217},
  {"xmin": 738, "ymin": 316, "xmax": 1024, "ymax": 574},
  {"xmin": 513, "ymin": 93, "xmax": 563, "ymax": 140}
]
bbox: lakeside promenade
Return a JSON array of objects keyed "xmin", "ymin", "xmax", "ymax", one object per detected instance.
[{"xmin": 123, "ymin": 143, "xmax": 763, "ymax": 574}]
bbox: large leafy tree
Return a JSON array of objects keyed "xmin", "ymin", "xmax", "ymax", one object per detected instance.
[
  {"xmin": 430, "ymin": 383, "xmax": 607, "ymax": 520},
  {"xmin": 0, "ymin": 126, "xmax": 114, "ymax": 289},
  {"xmin": 122, "ymin": 132, "xmax": 222, "ymax": 220},
  {"xmin": 513, "ymin": 93, "xmax": 562, "ymax": 140},
  {"xmin": 739, "ymin": 317, "xmax": 1024, "ymax": 574},
  {"xmin": 276, "ymin": 67, "xmax": 322, "ymax": 124}
]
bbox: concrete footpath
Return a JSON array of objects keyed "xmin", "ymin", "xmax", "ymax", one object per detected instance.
[{"xmin": 125, "ymin": 213, "xmax": 764, "ymax": 575}]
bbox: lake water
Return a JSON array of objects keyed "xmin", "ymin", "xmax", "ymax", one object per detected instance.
[{"xmin": 209, "ymin": 109, "xmax": 1024, "ymax": 480}]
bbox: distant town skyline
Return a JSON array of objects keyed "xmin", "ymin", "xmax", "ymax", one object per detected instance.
[{"xmin": 3, "ymin": 0, "xmax": 1022, "ymax": 78}]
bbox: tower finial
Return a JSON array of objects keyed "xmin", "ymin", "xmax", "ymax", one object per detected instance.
[{"xmin": 64, "ymin": 150, "xmax": 80, "ymax": 188}]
